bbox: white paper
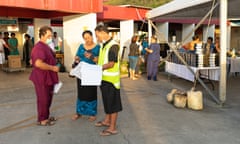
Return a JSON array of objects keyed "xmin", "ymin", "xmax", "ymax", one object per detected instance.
[
  {"xmin": 69, "ymin": 62, "xmax": 82, "ymax": 79},
  {"xmin": 70, "ymin": 62, "xmax": 102, "ymax": 86},
  {"xmin": 54, "ymin": 81, "xmax": 63, "ymax": 94}
]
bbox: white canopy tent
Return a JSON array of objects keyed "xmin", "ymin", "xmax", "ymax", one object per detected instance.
[
  {"xmin": 148, "ymin": 0, "xmax": 212, "ymax": 19},
  {"xmin": 147, "ymin": 0, "xmax": 238, "ymax": 104},
  {"xmin": 147, "ymin": 0, "xmax": 239, "ymax": 20}
]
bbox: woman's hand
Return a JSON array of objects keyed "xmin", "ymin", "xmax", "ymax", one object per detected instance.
[
  {"xmin": 74, "ymin": 56, "xmax": 80, "ymax": 62},
  {"xmin": 145, "ymin": 48, "xmax": 153, "ymax": 53},
  {"xmin": 52, "ymin": 65, "xmax": 60, "ymax": 72},
  {"xmin": 84, "ymin": 52, "xmax": 92, "ymax": 59}
]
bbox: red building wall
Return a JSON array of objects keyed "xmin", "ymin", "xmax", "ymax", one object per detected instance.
[{"xmin": 0, "ymin": 0, "xmax": 103, "ymax": 18}]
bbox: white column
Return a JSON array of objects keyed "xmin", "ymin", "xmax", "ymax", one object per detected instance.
[
  {"xmin": 203, "ymin": 24, "xmax": 215, "ymax": 43},
  {"xmin": 156, "ymin": 22, "xmax": 169, "ymax": 43},
  {"xmin": 33, "ymin": 18, "xmax": 51, "ymax": 44},
  {"xmin": 219, "ymin": 0, "xmax": 227, "ymax": 104},
  {"xmin": 182, "ymin": 24, "xmax": 195, "ymax": 44},
  {"xmin": 120, "ymin": 20, "xmax": 134, "ymax": 60},
  {"xmin": 63, "ymin": 13, "xmax": 97, "ymax": 71}
]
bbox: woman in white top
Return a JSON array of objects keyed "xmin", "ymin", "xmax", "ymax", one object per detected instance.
[{"xmin": 0, "ymin": 32, "xmax": 10, "ymax": 65}]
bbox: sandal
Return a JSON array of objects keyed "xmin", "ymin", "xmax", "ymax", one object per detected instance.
[
  {"xmin": 95, "ymin": 121, "xmax": 110, "ymax": 127},
  {"xmin": 37, "ymin": 120, "xmax": 55, "ymax": 126},
  {"xmin": 71, "ymin": 114, "xmax": 81, "ymax": 120},
  {"xmin": 100, "ymin": 129, "xmax": 118, "ymax": 136},
  {"xmin": 88, "ymin": 116, "xmax": 96, "ymax": 122},
  {"xmin": 49, "ymin": 116, "xmax": 57, "ymax": 122}
]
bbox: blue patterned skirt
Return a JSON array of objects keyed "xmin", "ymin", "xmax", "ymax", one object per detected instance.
[{"xmin": 76, "ymin": 99, "xmax": 97, "ymax": 116}]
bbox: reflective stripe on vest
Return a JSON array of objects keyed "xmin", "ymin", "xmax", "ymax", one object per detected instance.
[{"xmin": 102, "ymin": 71, "xmax": 120, "ymax": 76}]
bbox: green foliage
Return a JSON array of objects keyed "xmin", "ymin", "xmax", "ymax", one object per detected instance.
[{"xmin": 104, "ymin": 0, "xmax": 172, "ymax": 8}]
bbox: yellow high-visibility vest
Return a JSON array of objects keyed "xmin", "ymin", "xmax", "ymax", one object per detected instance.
[{"xmin": 98, "ymin": 40, "xmax": 120, "ymax": 89}]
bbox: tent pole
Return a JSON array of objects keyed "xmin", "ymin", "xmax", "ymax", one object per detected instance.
[
  {"xmin": 148, "ymin": 19, "xmax": 152, "ymax": 43},
  {"xmin": 219, "ymin": 0, "xmax": 227, "ymax": 104}
]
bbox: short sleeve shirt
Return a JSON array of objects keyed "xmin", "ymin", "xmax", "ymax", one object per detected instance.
[
  {"xmin": 76, "ymin": 44, "xmax": 100, "ymax": 64},
  {"xmin": 103, "ymin": 39, "xmax": 119, "ymax": 62},
  {"xmin": 29, "ymin": 41, "xmax": 58, "ymax": 86}
]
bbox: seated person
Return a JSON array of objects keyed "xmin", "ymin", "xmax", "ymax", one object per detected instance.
[{"xmin": 182, "ymin": 35, "xmax": 202, "ymax": 53}]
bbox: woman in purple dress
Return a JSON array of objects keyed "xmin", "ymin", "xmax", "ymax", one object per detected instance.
[
  {"xmin": 29, "ymin": 26, "xmax": 59, "ymax": 126},
  {"xmin": 145, "ymin": 36, "xmax": 160, "ymax": 81}
]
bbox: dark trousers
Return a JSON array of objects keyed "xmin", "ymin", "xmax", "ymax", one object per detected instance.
[
  {"xmin": 34, "ymin": 83, "xmax": 54, "ymax": 122},
  {"xmin": 4, "ymin": 47, "xmax": 9, "ymax": 60},
  {"xmin": 25, "ymin": 48, "xmax": 30, "ymax": 66}
]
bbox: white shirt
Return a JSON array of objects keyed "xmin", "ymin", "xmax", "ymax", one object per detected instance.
[
  {"xmin": 53, "ymin": 36, "xmax": 62, "ymax": 47},
  {"xmin": 0, "ymin": 39, "xmax": 6, "ymax": 52}
]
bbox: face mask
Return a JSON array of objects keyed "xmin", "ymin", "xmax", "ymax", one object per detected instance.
[{"xmin": 46, "ymin": 38, "xmax": 52, "ymax": 44}]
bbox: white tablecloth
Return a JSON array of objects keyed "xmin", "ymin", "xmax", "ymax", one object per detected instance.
[
  {"xmin": 0, "ymin": 53, "xmax": 5, "ymax": 64},
  {"xmin": 165, "ymin": 62, "xmax": 220, "ymax": 82},
  {"xmin": 228, "ymin": 57, "xmax": 240, "ymax": 73}
]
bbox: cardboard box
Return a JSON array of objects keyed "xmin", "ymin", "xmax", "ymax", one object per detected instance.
[{"xmin": 8, "ymin": 55, "xmax": 21, "ymax": 68}]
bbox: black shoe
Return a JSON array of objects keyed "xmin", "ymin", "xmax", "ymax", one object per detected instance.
[
  {"xmin": 153, "ymin": 76, "xmax": 157, "ymax": 81},
  {"xmin": 147, "ymin": 76, "xmax": 151, "ymax": 80}
]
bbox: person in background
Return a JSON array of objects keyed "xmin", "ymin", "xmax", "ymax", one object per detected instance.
[
  {"xmin": 135, "ymin": 38, "xmax": 143, "ymax": 76},
  {"xmin": 95, "ymin": 24, "xmax": 123, "ymax": 136},
  {"xmin": 215, "ymin": 37, "xmax": 220, "ymax": 53},
  {"xmin": 29, "ymin": 26, "xmax": 60, "ymax": 126},
  {"xmin": 189, "ymin": 35, "xmax": 201, "ymax": 53},
  {"xmin": 53, "ymin": 32, "xmax": 62, "ymax": 52},
  {"xmin": 145, "ymin": 36, "xmax": 160, "ymax": 81},
  {"xmin": 182, "ymin": 35, "xmax": 201, "ymax": 53},
  {"xmin": 71, "ymin": 30, "xmax": 100, "ymax": 122},
  {"xmin": 8, "ymin": 33, "xmax": 19, "ymax": 55},
  {"xmin": 128, "ymin": 35, "xmax": 140, "ymax": 80},
  {"xmin": 205, "ymin": 36, "xmax": 216, "ymax": 54},
  {"xmin": 3, "ymin": 32, "xmax": 10, "ymax": 60},
  {"xmin": 0, "ymin": 32, "xmax": 10, "ymax": 66},
  {"xmin": 23, "ymin": 34, "xmax": 33, "ymax": 67},
  {"xmin": 141, "ymin": 37, "xmax": 149, "ymax": 72}
]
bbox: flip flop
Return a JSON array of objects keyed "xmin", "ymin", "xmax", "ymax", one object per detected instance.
[
  {"xmin": 88, "ymin": 116, "xmax": 96, "ymax": 122},
  {"xmin": 100, "ymin": 129, "xmax": 118, "ymax": 136},
  {"xmin": 37, "ymin": 120, "xmax": 55, "ymax": 126},
  {"xmin": 95, "ymin": 121, "xmax": 110, "ymax": 127},
  {"xmin": 49, "ymin": 116, "xmax": 57, "ymax": 121}
]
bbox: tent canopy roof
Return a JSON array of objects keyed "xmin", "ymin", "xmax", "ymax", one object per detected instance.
[{"xmin": 148, "ymin": 0, "xmax": 240, "ymax": 23}]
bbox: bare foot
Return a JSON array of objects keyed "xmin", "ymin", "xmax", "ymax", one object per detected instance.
[
  {"xmin": 131, "ymin": 77, "xmax": 138, "ymax": 80},
  {"xmin": 88, "ymin": 116, "xmax": 96, "ymax": 122},
  {"xmin": 37, "ymin": 119, "xmax": 55, "ymax": 126},
  {"xmin": 71, "ymin": 114, "xmax": 81, "ymax": 120}
]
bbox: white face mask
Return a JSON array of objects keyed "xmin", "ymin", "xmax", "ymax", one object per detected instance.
[{"xmin": 46, "ymin": 38, "xmax": 52, "ymax": 44}]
